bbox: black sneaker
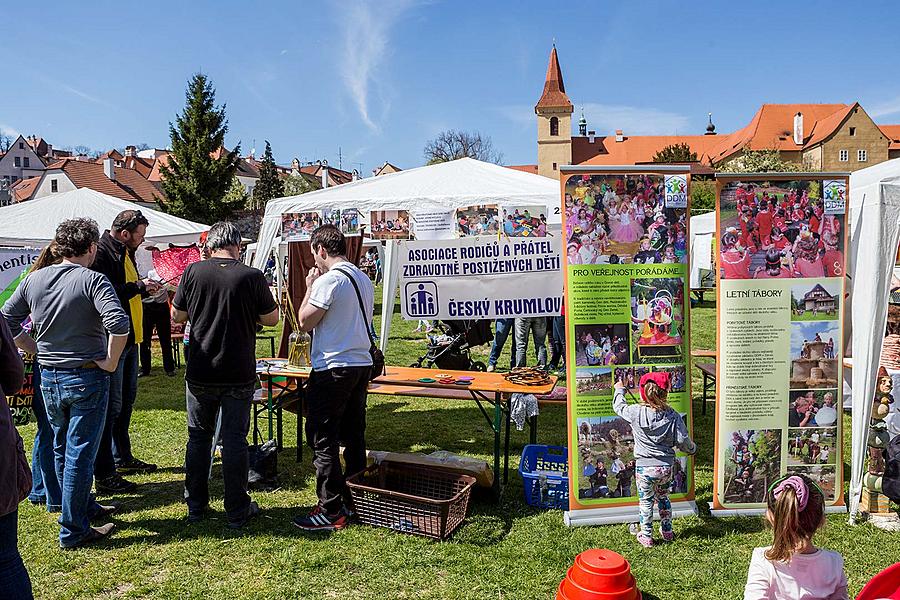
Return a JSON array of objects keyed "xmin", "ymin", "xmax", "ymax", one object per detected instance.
[
  {"xmin": 60, "ymin": 523, "xmax": 116, "ymax": 550},
  {"xmin": 186, "ymin": 505, "xmax": 210, "ymax": 524},
  {"xmin": 292, "ymin": 505, "xmax": 351, "ymax": 532},
  {"xmin": 116, "ymin": 458, "xmax": 158, "ymax": 474},
  {"xmin": 95, "ymin": 474, "xmax": 137, "ymax": 494},
  {"xmin": 227, "ymin": 501, "xmax": 260, "ymax": 530}
]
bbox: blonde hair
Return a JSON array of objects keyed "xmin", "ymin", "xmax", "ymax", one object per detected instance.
[
  {"xmin": 641, "ymin": 381, "xmax": 670, "ymax": 411},
  {"xmin": 765, "ymin": 474, "xmax": 825, "ymax": 563}
]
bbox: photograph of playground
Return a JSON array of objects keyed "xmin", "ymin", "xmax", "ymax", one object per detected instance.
[
  {"xmin": 576, "ymin": 416, "xmax": 637, "ymax": 500},
  {"xmin": 630, "ymin": 277, "xmax": 685, "ymax": 364},
  {"xmin": 791, "ymin": 281, "xmax": 840, "ymax": 321},
  {"xmin": 575, "ymin": 367, "xmax": 613, "ymax": 397},
  {"xmin": 787, "ymin": 427, "xmax": 838, "ymax": 466},
  {"xmin": 573, "ymin": 324, "xmax": 629, "ymax": 367},
  {"xmin": 790, "ymin": 322, "xmax": 840, "ymax": 389},
  {"xmin": 787, "ymin": 465, "xmax": 837, "ymax": 502},
  {"xmin": 722, "ymin": 429, "xmax": 782, "ymax": 504}
]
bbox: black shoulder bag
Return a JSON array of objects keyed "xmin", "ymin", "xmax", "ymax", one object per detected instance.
[{"xmin": 334, "ymin": 266, "xmax": 385, "ymax": 381}]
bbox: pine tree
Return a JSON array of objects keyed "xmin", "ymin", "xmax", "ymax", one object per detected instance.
[
  {"xmin": 158, "ymin": 73, "xmax": 241, "ymax": 223},
  {"xmin": 251, "ymin": 141, "xmax": 285, "ymax": 210}
]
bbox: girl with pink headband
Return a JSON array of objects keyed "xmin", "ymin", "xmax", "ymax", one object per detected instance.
[{"xmin": 744, "ymin": 473, "xmax": 848, "ymax": 599}]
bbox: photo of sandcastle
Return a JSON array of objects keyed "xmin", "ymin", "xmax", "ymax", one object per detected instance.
[{"xmin": 790, "ymin": 322, "xmax": 840, "ymax": 390}]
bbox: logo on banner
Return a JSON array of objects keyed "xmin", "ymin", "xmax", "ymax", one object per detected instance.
[
  {"xmin": 822, "ymin": 180, "xmax": 846, "ymax": 215},
  {"xmin": 664, "ymin": 175, "xmax": 688, "ymax": 209},
  {"xmin": 406, "ymin": 282, "xmax": 438, "ymax": 317}
]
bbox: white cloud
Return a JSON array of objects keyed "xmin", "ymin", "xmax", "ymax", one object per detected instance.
[
  {"xmin": 337, "ymin": 0, "xmax": 416, "ymax": 132},
  {"xmin": 497, "ymin": 103, "xmax": 692, "ymax": 136},
  {"xmin": 35, "ymin": 75, "xmax": 117, "ymax": 110},
  {"xmin": 0, "ymin": 123, "xmax": 21, "ymax": 139},
  {"xmin": 868, "ymin": 95, "xmax": 900, "ymax": 118}
]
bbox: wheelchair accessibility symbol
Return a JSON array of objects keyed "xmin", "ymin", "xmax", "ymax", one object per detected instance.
[{"xmin": 406, "ymin": 282, "xmax": 438, "ymax": 318}]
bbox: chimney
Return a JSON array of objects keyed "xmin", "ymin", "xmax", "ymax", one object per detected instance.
[
  {"xmin": 352, "ymin": 169, "xmax": 359, "ymax": 181},
  {"xmin": 793, "ymin": 112, "xmax": 804, "ymax": 146},
  {"xmin": 588, "ymin": 130, "xmax": 596, "ymax": 144},
  {"xmin": 46, "ymin": 143, "xmax": 53, "ymax": 157},
  {"xmin": 615, "ymin": 129, "xmax": 624, "ymax": 143},
  {"xmin": 124, "ymin": 145, "xmax": 136, "ymax": 157},
  {"xmin": 321, "ymin": 159, "xmax": 329, "ymax": 189},
  {"xmin": 103, "ymin": 157, "xmax": 116, "ymax": 181}
]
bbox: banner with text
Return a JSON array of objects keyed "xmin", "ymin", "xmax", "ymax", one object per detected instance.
[
  {"xmin": 397, "ymin": 237, "xmax": 563, "ymax": 320},
  {"xmin": 561, "ymin": 169, "xmax": 696, "ymax": 526},
  {"xmin": 713, "ymin": 175, "xmax": 847, "ymax": 514},
  {"xmin": 0, "ymin": 247, "xmax": 41, "ymax": 306}
]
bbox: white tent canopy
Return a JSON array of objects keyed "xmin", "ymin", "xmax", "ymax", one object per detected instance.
[
  {"xmin": 848, "ymin": 158, "xmax": 900, "ymax": 522},
  {"xmin": 689, "ymin": 211, "xmax": 716, "ymax": 288},
  {"xmin": 0, "ymin": 188, "xmax": 208, "ymax": 274},
  {"xmin": 252, "ymin": 157, "xmax": 561, "ymax": 270},
  {"xmin": 253, "ymin": 158, "xmax": 562, "ymax": 351}
]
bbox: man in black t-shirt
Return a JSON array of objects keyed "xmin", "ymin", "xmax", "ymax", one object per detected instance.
[{"xmin": 172, "ymin": 222, "xmax": 279, "ymax": 529}]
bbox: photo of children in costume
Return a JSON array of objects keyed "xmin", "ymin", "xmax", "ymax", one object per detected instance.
[
  {"xmin": 574, "ymin": 324, "xmax": 629, "ymax": 367},
  {"xmin": 613, "ymin": 366, "xmax": 651, "ymax": 392},
  {"xmin": 787, "ymin": 427, "xmax": 837, "ymax": 465},
  {"xmin": 456, "ymin": 205, "xmax": 500, "ymax": 237},
  {"xmin": 718, "ymin": 180, "xmax": 845, "ymax": 280},
  {"xmin": 630, "ymin": 278, "xmax": 685, "ymax": 364},
  {"xmin": 576, "ymin": 416, "xmax": 638, "ymax": 500},
  {"xmin": 575, "ymin": 367, "xmax": 613, "ymax": 396},
  {"xmin": 564, "ymin": 174, "xmax": 688, "ymax": 265},
  {"xmin": 281, "ymin": 211, "xmax": 322, "ymax": 241},
  {"xmin": 723, "ymin": 429, "xmax": 782, "ymax": 504}
]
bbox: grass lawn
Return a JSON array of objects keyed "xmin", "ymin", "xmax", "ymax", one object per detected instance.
[{"xmin": 16, "ymin": 292, "xmax": 900, "ymax": 599}]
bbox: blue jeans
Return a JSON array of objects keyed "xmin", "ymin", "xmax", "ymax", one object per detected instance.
[
  {"xmin": 514, "ymin": 317, "xmax": 548, "ymax": 367},
  {"xmin": 548, "ymin": 316, "xmax": 566, "ymax": 370},
  {"xmin": 28, "ymin": 367, "xmax": 62, "ymax": 512},
  {"xmin": 40, "ymin": 366, "xmax": 110, "ymax": 547},
  {"xmin": 488, "ymin": 319, "xmax": 517, "ymax": 369},
  {"xmin": 95, "ymin": 344, "xmax": 138, "ymax": 479},
  {"xmin": 0, "ymin": 510, "xmax": 32, "ymax": 600}
]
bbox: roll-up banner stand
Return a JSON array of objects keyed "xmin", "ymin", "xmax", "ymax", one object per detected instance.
[
  {"xmin": 559, "ymin": 166, "xmax": 697, "ymax": 526},
  {"xmin": 712, "ymin": 173, "xmax": 849, "ymax": 516}
]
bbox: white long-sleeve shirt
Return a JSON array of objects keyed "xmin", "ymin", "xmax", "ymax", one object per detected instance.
[{"xmin": 744, "ymin": 546, "xmax": 848, "ymax": 600}]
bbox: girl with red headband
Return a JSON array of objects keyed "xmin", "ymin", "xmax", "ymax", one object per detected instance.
[
  {"xmin": 744, "ymin": 473, "xmax": 848, "ymax": 599},
  {"xmin": 613, "ymin": 371, "xmax": 696, "ymax": 547}
]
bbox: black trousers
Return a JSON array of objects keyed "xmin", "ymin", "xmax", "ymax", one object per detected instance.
[
  {"xmin": 305, "ymin": 366, "xmax": 370, "ymax": 515},
  {"xmin": 184, "ymin": 382, "xmax": 254, "ymax": 522},
  {"xmin": 140, "ymin": 302, "xmax": 174, "ymax": 374}
]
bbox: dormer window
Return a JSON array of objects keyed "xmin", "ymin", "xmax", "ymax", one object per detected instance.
[{"xmin": 550, "ymin": 116, "xmax": 559, "ymax": 137}]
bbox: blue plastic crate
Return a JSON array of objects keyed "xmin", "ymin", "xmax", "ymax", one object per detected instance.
[{"xmin": 518, "ymin": 444, "xmax": 569, "ymax": 510}]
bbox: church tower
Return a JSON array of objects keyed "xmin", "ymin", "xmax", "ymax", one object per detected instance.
[{"xmin": 535, "ymin": 45, "xmax": 573, "ymax": 179}]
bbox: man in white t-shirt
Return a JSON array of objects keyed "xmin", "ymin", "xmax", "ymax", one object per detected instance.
[
  {"xmin": 292, "ymin": 224, "xmax": 374, "ymax": 532},
  {"xmin": 814, "ymin": 392, "xmax": 837, "ymax": 427}
]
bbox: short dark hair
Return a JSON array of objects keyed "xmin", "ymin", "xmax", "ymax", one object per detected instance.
[
  {"xmin": 55, "ymin": 218, "xmax": 99, "ymax": 257},
  {"xmin": 205, "ymin": 221, "xmax": 242, "ymax": 252},
  {"xmin": 111, "ymin": 209, "xmax": 149, "ymax": 234},
  {"xmin": 310, "ymin": 224, "xmax": 346, "ymax": 257}
]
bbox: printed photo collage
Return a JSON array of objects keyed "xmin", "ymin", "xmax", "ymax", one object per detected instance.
[
  {"xmin": 719, "ymin": 179, "xmax": 844, "ymax": 504},
  {"xmin": 565, "ymin": 174, "xmax": 692, "ymax": 503}
]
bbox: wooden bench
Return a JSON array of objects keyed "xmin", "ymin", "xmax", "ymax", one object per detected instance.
[{"xmin": 690, "ymin": 349, "xmax": 717, "ymax": 415}]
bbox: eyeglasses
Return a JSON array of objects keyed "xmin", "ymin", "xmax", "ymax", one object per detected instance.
[{"xmin": 117, "ymin": 210, "xmax": 146, "ymax": 231}]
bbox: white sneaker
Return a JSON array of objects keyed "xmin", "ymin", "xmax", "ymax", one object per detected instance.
[{"xmin": 486, "ymin": 364, "xmax": 495, "ymax": 372}]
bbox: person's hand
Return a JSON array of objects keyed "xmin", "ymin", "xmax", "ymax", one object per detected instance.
[
  {"xmin": 142, "ymin": 279, "xmax": 161, "ymax": 294},
  {"xmin": 306, "ymin": 267, "xmax": 321, "ymax": 287},
  {"xmin": 614, "ymin": 380, "xmax": 625, "ymax": 391},
  {"xmin": 95, "ymin": 356, "xmax": 118, "ymax": 373}
]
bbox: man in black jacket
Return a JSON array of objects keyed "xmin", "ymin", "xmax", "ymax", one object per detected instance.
[{"xmin": 91, "ymin": 210, "xmax": 161, "ymax": 493}]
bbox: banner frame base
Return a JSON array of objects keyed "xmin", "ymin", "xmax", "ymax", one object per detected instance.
[
  {"xmin": 564, "ymin": 500, "xmax": 697, "ymax": 527},
  {"xmin": 710, "ymin": 505, "xmax": 846, "ymax": 518}
]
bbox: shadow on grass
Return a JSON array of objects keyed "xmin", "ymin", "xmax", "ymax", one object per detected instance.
[{"xmin": 678, "ymin": 514, "xmax": 765, "ymax": 541}]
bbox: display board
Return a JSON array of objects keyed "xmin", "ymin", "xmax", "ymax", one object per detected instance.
[
  {"xmin": 0, "ymin": 247, "xmax": 40, "ymax": 306},
  {"xmin": 397, "ymin": 237, "xmax": 563, "ymax": 320},
  {"xmin": 713, "ymin": 174, "xmax": 848, "ymax": 515},
  {"xmin": 10, "ymin": 353, "xmax": 35, "ymax": 426},
  {"xmin": 560, "ymin": 166, "xmax": 696, "ymax": 526}
]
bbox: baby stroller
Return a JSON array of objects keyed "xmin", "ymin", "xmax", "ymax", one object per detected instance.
[{"xmin": 410, "ymin": 319, "xmax": 494, "ymax": 371}]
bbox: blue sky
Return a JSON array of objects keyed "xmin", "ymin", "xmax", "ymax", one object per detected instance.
[{"xmin": 3, "ymin": 1, "xmax": 899, "ymax": 175}]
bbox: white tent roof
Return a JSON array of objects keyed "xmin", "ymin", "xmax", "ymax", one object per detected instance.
[
  {"xmin": 0, "ymin": 188, "xmax": 208, "ymax": 247},
  {"xmin": 253, "ymin": 158, "xmax": 560, "ymax": 268}
]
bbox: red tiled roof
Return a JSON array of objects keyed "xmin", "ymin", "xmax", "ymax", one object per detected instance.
[
  {"xmin": 578, "ymin": 135, "xmax": 724, "ymax": 167},
  {"xmin": 124, "ymin": 156, "xmax": 154, "ymax": 178},
  {"xmin": 97, "ymin": 149, "xmax": 124, "ymax": 162},
  {"xmin": 880, "ymin": 124, "xmax": 900, "ymax": 150},
  {"xmin": 47, "ymin": 158, "xmax": 164, "ymax": 204},
  {"xmin": 506, "ymin": 164, "xmax": 539, "ymax": 174},
  {"xmin": 708, "ymin": 103, "xmax": 850, "ymax": 163},
  {"xmin": 11, "ymin": 176, "xmax": 40, "ymax": 202},
  {"xmin": 298, "ymin": 164, "xmax": 354, "ymax": 185},
  {"xmin": 535, "ymin": 46, "xmax": 572, "ymax": 111}
]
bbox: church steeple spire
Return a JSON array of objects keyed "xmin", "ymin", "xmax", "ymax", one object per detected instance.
[{"xmin": 535, "ymin": 45, "xmax": 573, "ymax": 113}]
